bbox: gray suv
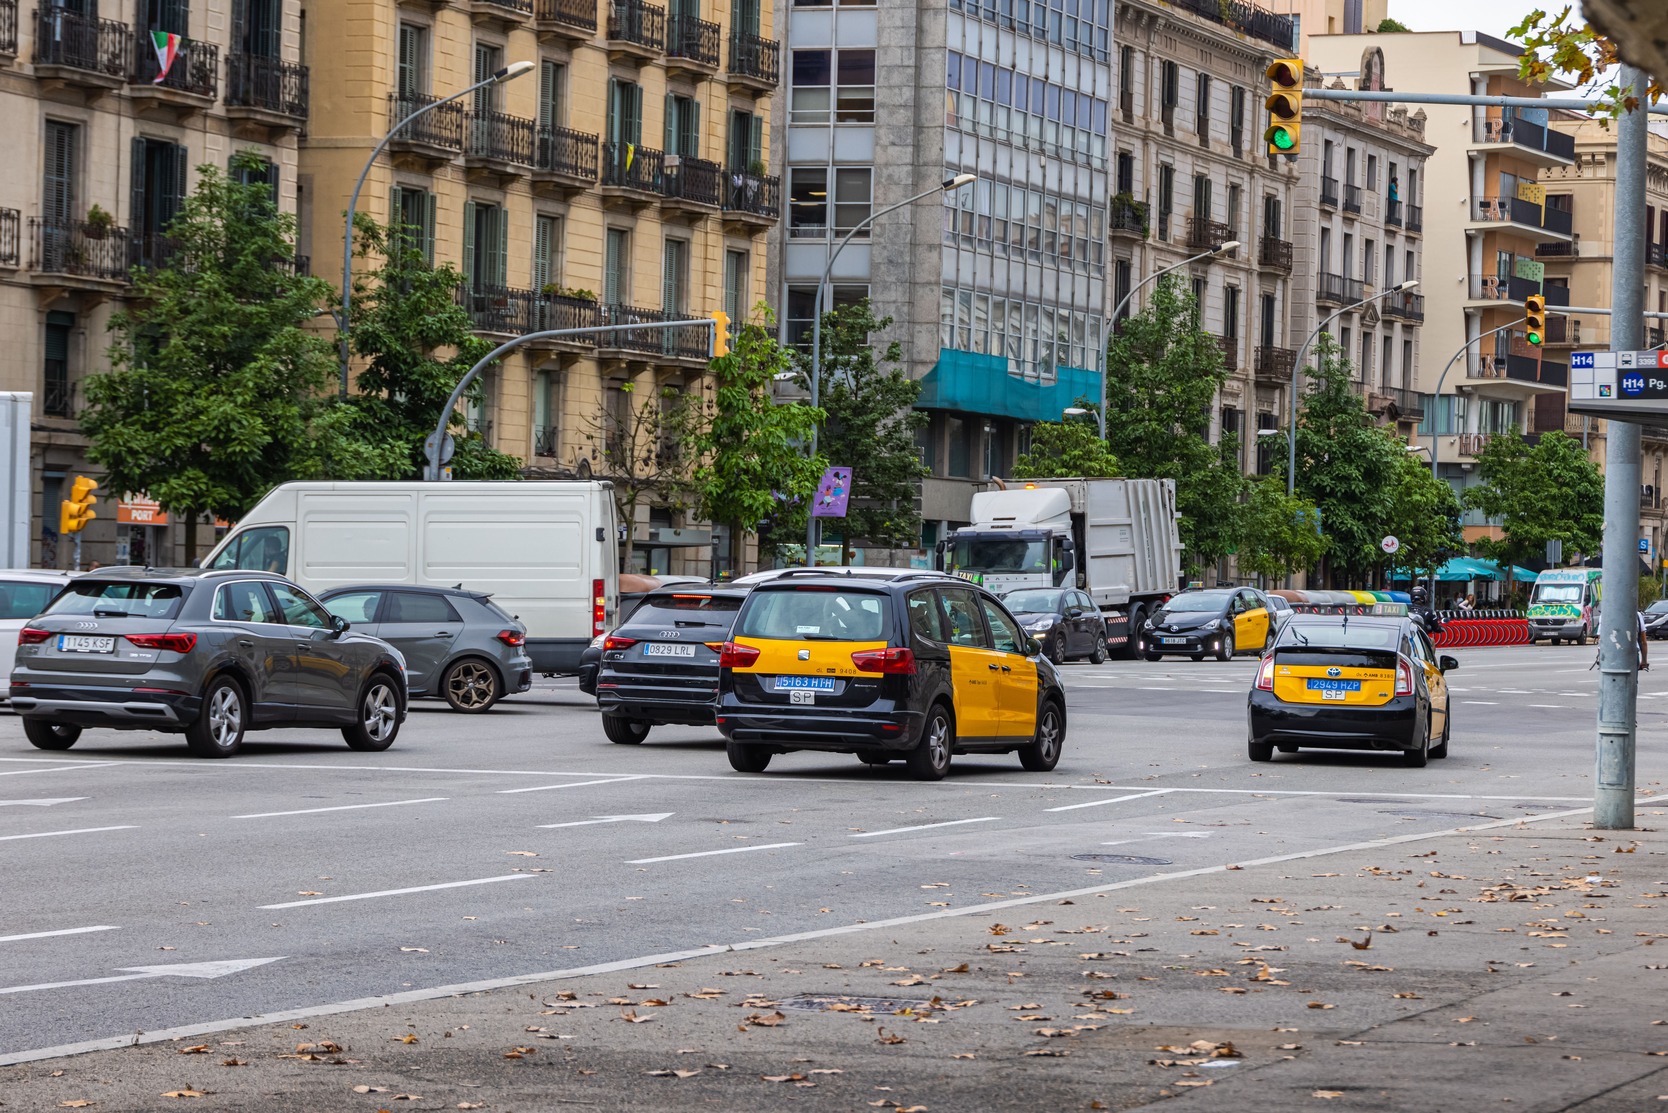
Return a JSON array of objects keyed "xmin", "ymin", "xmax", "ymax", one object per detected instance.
[{"xmin": 9, "ymin": 568, "xmax": 407, "ymax": 758}]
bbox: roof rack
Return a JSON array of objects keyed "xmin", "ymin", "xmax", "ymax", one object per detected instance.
[{"xmin": 762, "ymin": 568, "xmax": 952, "ymax": 583}]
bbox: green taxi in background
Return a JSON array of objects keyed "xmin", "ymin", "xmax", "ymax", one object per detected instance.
[{"xmin": 1247, "ymin": 604, "xmax": 1456, "ymax": 767}]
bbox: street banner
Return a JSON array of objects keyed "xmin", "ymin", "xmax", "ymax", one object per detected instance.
[
  {"xmin": 150, "ymin": 31, "xmax": 181, "ymax": 84},
  {"xmin": 811, "ymin": 466, "xmax": 851, "ymax": 518}
]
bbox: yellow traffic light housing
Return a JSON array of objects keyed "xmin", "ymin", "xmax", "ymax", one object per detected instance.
[
  {"xmin": 1264, "ymin": 59, "xmax": 1303, "ymax": 156},
  {"xmin": 1524, "ymin": 294, "xmax": 1547, "ymax": 347},
  {"xmin": 60, "ymin": 475, "xmax": 97, "ymax": 535},
  {"xmin": 710, "ymin": 310, "xmax": 731, "ymax": 358}
]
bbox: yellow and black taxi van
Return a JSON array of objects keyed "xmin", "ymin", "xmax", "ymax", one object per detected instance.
[
  {"xmin": 715, "ymin": 570, "xmax": 1067, "ymax": 780},
  {"xmin": 1247, "ymin": 606, "xmax": 1455, "ymax": 767}
]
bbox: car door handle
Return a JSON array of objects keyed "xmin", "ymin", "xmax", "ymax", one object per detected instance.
[
  {"xmin": 988, "ymin": 663, "xmax": 1001, "ymax": 671},
  {"xmin": 433, "ymin": 632, "xmax": 452, "ymax": 638},
  {"xmin": 1001, "ymin": 664, "xmax": 1012, "ymax": 672},
  {"xmin": 238, "ymin": 639, "xmax": 253, "ymax": 649}
]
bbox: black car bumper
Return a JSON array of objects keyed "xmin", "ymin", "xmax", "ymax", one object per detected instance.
[
  {"xmin": 597, "ymin": 688, "xmax": 718, "ymax": 726},
  {"xmin": 514, "ymin": 669, "xmax": 534, "ymax": 694},
  {"xmin": 8, "ymin": 683, "xmax": 201, "ymax": 729},
  {"xmin": 1247, "ymin": 691, "xmax": 1422, "ymax": 751},
  {"xmin": 716, "ymin": 700, "xmax": 924, "ymax": 752}
]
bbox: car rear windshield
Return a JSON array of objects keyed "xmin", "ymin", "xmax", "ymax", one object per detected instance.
[
  {"xmin": 44, "ymin": 581, "xmax": 186, "ymax": 621},
  {"xmin": 1278, "ymin": 622, "xmax": 1400, "ymax": 652},
  {"xmin": 628, "ymin": 593, "xmax": 744, "ymax": 629},
  {"xmin": 736, "ymin": 588, "xmax": 890, "ymax": 641},
  {"xmin": 0, "ymin": 580, "xmax": 61, "ymax": 620}
]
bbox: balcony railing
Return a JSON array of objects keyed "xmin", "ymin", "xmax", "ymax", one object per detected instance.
[
  {"xmin": 536, "ymin": 0, "xmax": 597, "ymax": 33},
  {"xmin": 662, "ymin": 155, "xmax": 721, "ymax": 207},
  {"xmin": 460, "ymin": 284, "xmax": 603, "ymax": 336},
  {"xmin": 598, "ymin": 303, "xmax": 710, "ymax": 360},
  {"xmin": 467, "ymin": 109, "xmax": 536, "ymax": 167},
  {"xmin": 535, "ymin": 126, "xmax": 599, "ymax": 181},
  {"xmin": 1543, "ymin": 316, "xmax": 1579, "ymax": 346},
  {"xmin": 1159, "ymin": 0, "xmax": 1294, "ymax": 52},
  {"xmin": 722, "ymin": 169, "xmax": 779, "ymax": 220},
  {"xmin": 1382, "ymin": 290, "xmax": 1425, "ymax": 322},
  {"xmin": 132, "ymin": 33, "xmax": 216, "ymax": 96},
  {"xmin": 602, "ymin": 141, "xmax": 662, "ymax": 193},
  {"xmin": 1650, "ymin": 326, "xmax": 1666, "ymax": 349},
  {"xmin": 128, "ymin": 232, "xmax": 180, "ymax": 271},
  {"xmin": 1343, "ymin": 182, "xmax": 1362, "ymax": 214},
  {"xmin": 666, "ymin": 12, "xmax": 718, "ymax": 67},
  {"xmin": 1254, "ymin": 344, "xmax": 1295, "ymax": 381},
  {"xmin": 226, "ymin": 53, "xmax": 309, "ymax": 120},
  {"xmin": 0, "ymin": 0, "xmax": 16, "ymax": 55},
  {"xmin": 30, "ymin": 217, "xmax": 131, "ymax": 281},
  {"xmin": 1316, "ymin": 272, "xmax": 1365, "ymax": 305},
  {"xmin": 387, "ymin": 91, "xmax": 464, "ymax": 152},
  {"xmin": 1118, "ymin": 88, "xmax": 1133, "ymax": 122},
  {"xmin": 1385, "ymin": 198, "xmax": 1402, "ymax": 227},
  {"xmin": 1538, "ymin": 241, "xmax": 1577, "ymax": 259},
  {"xmin": 1406, "ymin": 203, "xmax": 1422, "ymax": 233},
  {"xmin": 1214, "ymin": 333, "xmax": 1239, "ymax": 368},
  {"xmin": 727, "ymin": 30, "xmax": 778, "ymax": 85},
  {"xmin": 1109, "ymin": 197, "xmax": 1148, "ymax": 237},
  {"xmin": 607, "ymin": 0, "xmax": 665, "ymax": 51},
  {"xmin": 534, "ymin": 425, "xmax": 560, "ymax": 457},
  {"xmin": 1258, "ymin": 235, "xmax": 1292, "ymax": 271},
  {"xmin": 0, "ymin": 207, "xmax": 18, "ymax": 267},
  {"xmin": 33, "ymin": 8, "xmax": 127, "ymax": 78},
  {"xmin": 42, "ymin": 377, "xmax": 75, "ymax": 419},
  {"xmin": 1468, "ymin": 273, "xmax": 1543, "ymax": 303},
  {"xmin": 1382, "ymin": 386, "xmax": 1424, "ymax": 419},
  {"xmin": 478, "ymin": 0, "xmax": 534, "ymax": 14},
  {"xmin": 1474, "ymin": 109, "xmax": 1576, "ymax": 162},
  {"xmin": 1319, "ymin": 175, "xmax": 1338, "ymax": 208},
  {"xmin": 1187, "ymin": 216, "xmax": 1231, "ymax": 251},
  {"xmin": 1473, "ymin": 195, "xmax": 1571, "ymax": 237}
]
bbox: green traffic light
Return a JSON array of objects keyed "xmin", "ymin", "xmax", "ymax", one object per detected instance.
[
  {"xmin": 1271, "ymin": 128, "xmax": 1295, "ymax": 150},
  {"xmin": 1527, "ymin": 331, "xmax": 1542, "ymax": 346}
]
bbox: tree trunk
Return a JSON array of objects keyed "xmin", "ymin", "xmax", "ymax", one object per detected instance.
[{"xmin": 183, "ymin": 514, "xmax": 199, "ymax": 566}]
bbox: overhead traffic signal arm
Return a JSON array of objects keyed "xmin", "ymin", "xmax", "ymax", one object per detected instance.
[
  {"xmin": 1524, "ymin": 294, "xmax": 1546, "ymax": 347},
  {"xmin": 1265, "ymin": 59, "xmax": 1303, "ymax": 155}
]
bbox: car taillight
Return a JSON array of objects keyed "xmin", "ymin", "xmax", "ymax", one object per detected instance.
[
  {"xmin": 496, "ymin": 629, "xmax": 526, "ymax": 647},
  {"xmin": 603, "ymin": 635, "xmax": 638, "ymax": 651},
  {"xmin": 851, "ymin": 647, "xmax": 917, "ymax": 675},
  {"xmin": 1395, "ymin": 659, "xmax": 1414, "ymax": 696},
  {"xmin": 17, "ymin": 628, "xmax": 49, "ymax": 646},
  {"xmin": 124, "ymin": 632, "xmax": 197, "ymax": 654},
  {"xmin": 718, "ymin": 641, "xmax": 761, "ymax": 669},
  {"xmin": 1255, "ymin": 656, "xmax": 1276, "ymax": 691},
  {"xmin": 592, "ymin": 578, "xmax": 606, "ymax": 638}
]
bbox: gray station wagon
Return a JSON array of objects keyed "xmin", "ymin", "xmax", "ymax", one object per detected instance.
[{"xmin": 9, "ymin": 568, "xmax": 408, "ymax": 758}]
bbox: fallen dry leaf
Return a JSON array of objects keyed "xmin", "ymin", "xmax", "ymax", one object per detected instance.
[
  {"xmin": 58, "ymin": 1104, "xmax": 96, "ymax": 1110},
  {"xmin": 394, "ymin": 1034, "xmax": 419, "ymax": 1044},
  {"xmin": 221, "ymin": 1059, "xmax": 245, "ymax": 1068},
  {"xmin": 1312, "ymin": 1092, "xmax": 1346, "ymax": 1100},
  {"xmin": 877, "ymin": 1027, "xmax": 907, "ymax": 1045},
  {"xmin": 160, "ymin": 1092, "xmax": 206, "ymax": 1099},
  {"xmin": 352, "ymin": 1087, "xmax": 390, "ymax": 1095},
  {"xmin": 177, "ymin": 1045, "xmax": 210, "ymax": 1055},
  {"xmin": 505, "ymin": 851, "xmax": 539, "ymax": 857}
]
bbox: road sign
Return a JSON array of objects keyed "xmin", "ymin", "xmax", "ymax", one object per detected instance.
[
  {"xmin": 1567, "ymin": 351, "xmax": 1668, "ymax": 418},
  {"xmin": 423, "ymin": 432, "xmax": 455, "ymax": 472},
  {"xmin": 1642, "ymin": 538, "xmax": 1652, "ymax": 555},
  {"xmin": 1380, "ymin": 535, "xmax": 1400, "ymax": 555}
]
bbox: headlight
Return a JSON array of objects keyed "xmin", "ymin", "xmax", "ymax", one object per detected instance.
[
  {"xmin": 1026, "ymin": 615, "xmax": 1058, "ymax": 630},
  {"xmin": 1201, "ymin": 618, "xmax": 1222, "ymax": 632}
]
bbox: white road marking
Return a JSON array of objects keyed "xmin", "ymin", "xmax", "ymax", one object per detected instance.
[
  {"xmin": 0, "ymin": 958, "xmax": 283, "ymax": 997},
  {"xmin": 628, "ymin": 842, "xmax": 801, "ymax": 864},
  {"xmin": 0, "ymin": 826, "xmax": 136, "ymax": 843},
  {"xmin": 259, "ymin": 875, "xmax": 537, "ymax": 909},
  {"xmin": 1061, "ymin": 784, "xmax": 1590, "ymax": 801},
  {"xmin": 1102, "ymin": 831, "xmax": 1213, "ymax": 846},
  {"xmin": 1047, "ymin": 788, "xmax": 1174, "ymax": 813},
  {"xmin": 1138, "ymin": 686, "xmax": 1176, "ymax": 691},
  {"xmin": 538, "ymin": 812, "xmax": 673, "ymax": 829},
  {"xmin": 232, "ymin": 798, "xmax": 449, "ymax": 819},
  {"xmin": 497, "ymin": 776, "xmax": 648, "ymax": 795},
  {"xmin": 1463, "ymin": 700, "xmax": 1499, "ymax": 705},
  {"xmin": 0, "ymin": 764, "xmax": 117, "ymax": 777},
  {"xmin": 848, "ymin": 817, "xmax": 1000, "ymax": 838},
  {"xmin": 0, "ymin": 798, "xmax": 87, "ymax": 807},
  {"xmin": 0, "ymin": 926, "xmax": 120, "ymax": 944},
  {"xmin": 1529, "ymin": 704, "xmax": 1568, "ymax": 709},
  {"xmin": 0, "ymin": 804, "xmax": 1600, "ymax": 1069}
]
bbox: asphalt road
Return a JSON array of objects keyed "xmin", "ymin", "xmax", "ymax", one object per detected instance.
[{"xmin": 0, "ymin": 640, "xmax": 1653, "ymax": 1064}]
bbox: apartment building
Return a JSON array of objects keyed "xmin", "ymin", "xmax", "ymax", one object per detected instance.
[
  {"xmin": 1113, "ymin": 0, "xmax": 1299, "ymax": 481},
  {"xmin": 1286, "ymin": 49, "xmax": 1431, "ymax": 442},
  {"xmin": 0, "ymin": 0, "xmax": 306, "ymax": 568},
  {"xmin": 1312, "ymin": 30, "xmax": 1576, "ymax": 544},
  {"xmin": 306, "ymin": 0, "xmax": 778, "ymax": 575},
  {"xmin": 1264, "ymin": 0, "xmax": 1383, "ymax": 52}
]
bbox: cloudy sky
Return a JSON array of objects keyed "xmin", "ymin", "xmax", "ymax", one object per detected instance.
[{"xmin": 1389, "ymin": 0, "xmax": 1582, "ymax": 41}]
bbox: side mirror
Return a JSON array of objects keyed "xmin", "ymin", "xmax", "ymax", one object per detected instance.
[
  {"xmin": 331, "ymin": 615, "xmax": 350, "ymax": 637},
  {"xmin": 1439, "ymin": 654, "xmax": 1459, "ymax": 672},
  {"xmin": 1068, "ymin": 607, "xmax": 1085, "ymax": 618},
  {"xmin": 1026, "ymin": 638, "xmax": 1043, "ymax": 658}
]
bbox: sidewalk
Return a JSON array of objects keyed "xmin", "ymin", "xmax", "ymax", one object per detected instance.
[{"xmin": 6, "ymin": 813, "xmax": 1668, "ymax": 1112}]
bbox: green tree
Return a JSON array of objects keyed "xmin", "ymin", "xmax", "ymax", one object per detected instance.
[
  {"xmin": 81, "ymin": 154, "xmax": 335, "ymax": 559},
  {"xmin": 1013, "ymin": 406, "xmax": 1121, "ymax": 479},
  {"xmin": 1374, "ymin": 16, "xmax": 1412, "ymax": 31},
  {"xmin": 1103, "ymin": 277, "xmax": 1245, "ymax": 575},
  {"xmin": 788, "ymin": 300, "xmax": 928, "ymax": 563},
  {"xmin": 1463, "ymin": 430, "xmax": 1604, "ymax": 572},
  {"xmin": 1385, "ymin": 449, "xmax": 1464, "ymax": 584},
  {"xmin": 693, "ymin": 311, "xmax": 824, "ymax": 571},
  {"xmin": 584, "ymin": 378, "xmax": 698, "ymax": 571},
  {"xmin": 321, "ymin": 216, "xmax": 521, "ymax": 482},
  {"xmin": 1238, "ymin": 477, "xmax": 1328, "ymax": 583}
]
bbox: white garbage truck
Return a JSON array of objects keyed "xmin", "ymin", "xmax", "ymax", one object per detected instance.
[{"xmin": 936, "ymin": 478, "xmax": 1183, "ymax": 655}]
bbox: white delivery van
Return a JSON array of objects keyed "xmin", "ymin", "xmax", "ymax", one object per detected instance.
[{"xmin": 201, "ymin": 481, "xmax": 619, "ymax": 675}]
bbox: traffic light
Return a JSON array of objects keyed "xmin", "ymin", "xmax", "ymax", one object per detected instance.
[
  {"xmin": 59, "ymin": 475, "xmax": 97, "ymax": 535},
  {"xmin": 1264, "ymin": 59, "xmax": 1303, "ymax": 155},
  {"xmin": 709, "ymin": 310, "xmax": 730, "ymax": 358},
  {"xmin": 1524, "ymin": 294, "xmax": 1546, "ymax": 347}
]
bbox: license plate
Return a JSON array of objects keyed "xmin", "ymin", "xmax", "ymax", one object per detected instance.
[
  {"xmin": 775, "ymin": 676, "xmax": 837, "ymax": 692},
  {"xmin": 1159, "ymin": 637, "xmax": 1187, "ymax": 646},
  {"xmin": 643, "ymin": 643, "xmax": 697, "ymax": 658},
  {"xmin": 57, "ymin": 635, "xmax": 114, "ymax": 654},
  {"xmin": 1306, "ymin": 679, "xmax": 1362, "ymax": 692},
  {"xmin": 1321, "ymin": 689, "xmax": 1348, "ymax": 701},
  {"xmin": 790, "ymin": 690, "xmax": 816, "ymax": 705}
]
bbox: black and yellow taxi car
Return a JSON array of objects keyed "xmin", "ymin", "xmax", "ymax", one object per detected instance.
[
  {"xmin": 714, "ymin": 570, "xmax": 1067, "ymax": 780},
  {"xmin": 1247, "ymin": 605, "xmax": 1455, "ymax": 767},
  {"xmin": 1141, "ymin": 587, "xmax": 1273, "ymax": 661}
]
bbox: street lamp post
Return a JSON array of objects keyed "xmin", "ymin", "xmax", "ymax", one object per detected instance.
[
  {"xmin": 1286, "ymin": 279, "xmax": 1420, "ymax": 497},
  {"xmin": 337, "ymin": 60, "xmax": 536, "ymax": 400},
  {"xmin": 1087, "ymin": 240, "xmax": 1241, "ymax": 437},
  {"xmin": 801, "ymin": 173, "xmax": 977, "ymax": 566}
]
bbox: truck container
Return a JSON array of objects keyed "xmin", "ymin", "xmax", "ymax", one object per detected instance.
[{"xmin": 0, "ymin": 392, "xmax": 29, "ymax": 569}]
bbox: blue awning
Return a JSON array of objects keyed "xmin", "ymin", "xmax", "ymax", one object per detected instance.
[{"xmin": 916, "ymin": 348, "xmax": 1104, "ymax": 423}]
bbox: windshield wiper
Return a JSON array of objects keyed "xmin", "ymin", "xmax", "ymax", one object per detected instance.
[
  {"xmin": 800, "ymin": 633, "xmax": 844, "ymax": 640},
  {"xmin": 92, "ymin": 608, "xmax": 132, "ymax": 618},
  {"xmin": 673, "ymin": 619, "xmax": 717, "ymax": 627}
]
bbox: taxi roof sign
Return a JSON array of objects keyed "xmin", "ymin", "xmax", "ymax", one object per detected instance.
[{"xmin": 1370, "ymin": 602, "xmax": 1409, "ymax": 617}]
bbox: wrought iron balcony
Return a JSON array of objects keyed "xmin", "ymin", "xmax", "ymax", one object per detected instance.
[
  {"xmin": 1474, "ymin": 108, "xmax": 1576, "ymax": 163},
  {"xmin": 534, "ymin": 425, "xmax": 560, "ymax": 457},
  {"xmin": 128, "ymin": 232, "xmax": 180, "ymax": 272},
  {"xmin": 0, "ymin": 0, "xmax": 15, "ymax": 55},
  {"xmin": 1379, "ymin": 386, "xmax": 1424, "ymax": 420},
  {"xmin": 721, "ymin": 169, "xmax": 779, "ymax": 223},
  {"xmin": 1254, "ymin": 345, "xmax": 1296, "ymax": 382},
  {"xmin": 386, "ymin": 91, "xmax": 464, "ymax": 156},
  {"xmin": 1316, "ymin": 272, "xmax": 1365, "ymax": 305},
  {"xmin": 601, "ymin": 141, "xmax": 662, "ymax": 195},
  {"xmin": 475, "ymin": 0, "xmax": 533, "ymax": 15},
  {"xmin": 1385, "ymin": 198, "xmax": 1402, "ymax": 227},
  {"xmin": 1109, "ymin": 197, "xmax": 1148, "ymax": 238},
  {"xmin": 1187, "ymin": 216, "xmax": 1231, "ymax": 251},
  {"xmin": 661, "ymin": 155, "xmax": 721, "ymax": 209},
  {"xmin": 131, "ymin": 33, "xmax": 216, "ymax": 97},
  {"xmin": 607, "ymin": 0, "xmax": 665, "ymax": 54},
  {"xmin": 665, "ymin": 12, "xmax": 718, "ymax": 69},
  {"xmin": 1258, "ymin": 235, "xmax": 1292, "ymax": 271},
  {"xmin": 1214, "ymin": 333, "xmax": 1239, "ymax": 368},
  {"xmin": 33, "ymin": 8, "xmax": 128, "ymax": 82},
  {"xmin": 226, "ymin": 53, "xmax": 309, "ymax": 121},
  {"xmin": 30, "ymin": 217, "xmax": 131, "ymax": 282},
  {"xmin": 597, "ymin": 303, "xmax": 709, "ymax": 361},
  {"xmin": 535, "ymin": 0, "xmax": 597, "ymax": 35},
  {"xmin": 41, "ymin": 376, "xmax": 75, "ymax": 419},
  {"xmin": 1406, "ymin": 204, "xmax": 1422, "ymax": 233},
  {"xmin": 1382, "ymin": 290, "xmax": 1425, "ymax": 323},
  {"xmin": 1538, "ymin": 241, "xmax": 1577, "ymax": 258},
  {"xmin": 0, "ymin": 207, "xmax": 18, "ymax": 267},
  {"xmin": 466, "ymin": 109, "xmax": 536, "ymax": 170},
  {"xmin": 1343, "ymin": 182, "xmax": 1362, "ymax": 214},
  {"xmin": 534, "ymin": 126, "xmax": 599, "ymax": 184},
  {"xmin": 726, "ymin": 30, "xmax": 778, "ymax": 87},
  {"xmin": 1319, "ymin": 175, "xmax": 1338, "ymax": 208}
]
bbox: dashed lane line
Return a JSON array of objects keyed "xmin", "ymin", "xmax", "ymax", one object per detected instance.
[
  {"xmin": 232, "ymin": 798, "xmax": 449, "ymax": 820},
  {"xmin": 259, "ymin": 874, "xmax": 538, "ymax": 909},
  {"xmin": 627, "ymin": 842, "xmax": 801, "ymax": 865},
  {"xmin": 1046, "ymin": 788, "xmax": 1175, "ymax": 813},
  {"xmin": 0, "ymin": 926, "xmax": 120, "ymax": 944},
  {"xmin": 848, "ymin": 817, "xmax": 1000, "ymax": 838},
  {"xmin": 0, "ymin": 826, "xmax": 137, "ymax": 842}
]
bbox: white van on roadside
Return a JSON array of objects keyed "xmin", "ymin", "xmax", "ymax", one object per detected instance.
[{"xmin": 202, "ymin": 482, "xmax": 619, "ymax": 676}]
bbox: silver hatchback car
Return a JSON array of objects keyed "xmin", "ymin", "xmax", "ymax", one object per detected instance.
[{"xmin": 9, "ymin": 568, "xmax": 407, "ymax": 758}]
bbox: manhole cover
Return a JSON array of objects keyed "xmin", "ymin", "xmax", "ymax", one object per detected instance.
[
  {"xmin": 778, "ymin": 994, "xmax": 931, "ymax": 1014},
  {"xmin": 1513, "ymin": 803, "xmax": 1557, "ymax": 810},
  {"xmin": 1379, "ymin": 808, "xmax": 1499, "ymax": 822},
  {"xmin": 1071, "ymin": 853, "xmax": 1174, "ymax": 865}
]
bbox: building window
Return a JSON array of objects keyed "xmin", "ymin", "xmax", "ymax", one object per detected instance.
[
  {"xmin": 391, "ymin": 186, "xmax": 436, "ymax": 263},
  {"xmin": 1114, "ymin": 258, "xmax": 1132, "ymax": 328},
  {"xmin": 723, "ymin": 249, "xmax": 748, "ymax": 325},
  {"xmin": 235, "ymin": 0, "xmax": 282, "ymax": 58},
  {"xmin": 534, "ymin": 371, "xmax": 560, "ymax": 456},
  {"xmin": 397, "ymin": 23, "xmax": 428, "ymax": 95},
  {"xmin": 1260, "ymin": 292, "xmax": 1276, "ymax": 345},
  {"xmin": 533, "ymin": 213, "xmax": 560, "ymax": 291},
  {"xmin": 43, "ymin": 310, "xmax": 73, "ymax": 418},
  {"xmin": 664, "ymin": 93, "xmax": 700, "ymax": 157},
  {"xmin": 1363, "ymin": 238, "xmax": 1376, "ymax": 285},
  {"xmin": 790, "ymin": 49, "xmax": 876, "ymax": 124},
  {"xmin": 1263, "ymin": 194, "xmax": 1282, "ymax": 239},
  {"xmin": 604, "ymin": 227, "xmax": 629, "ymax": 305},
  {"xmin": 1381, "ymin": 334, "xmax": 1393, "ymax": 388},
  {"xmin": 1115, "ymin": 149, "xmax": 1133, "ymax": 195},
  {"xmin": 538, "ymin": 59, "xmax": 565, "ymax": 131},
  {"xmin": 607, "ymin": 78, "xmax": 643, "ymax": 147},
  {"xmin": 1402, "ymin": 339, "xmax": 1413, "ymax": 390},
  {"xmin": 462, "ymin": 201, "xmax": 506, "ymax": 289},
  {"xmin": 1190, "ymin": 276, "xmax": 1206, "ymax": 322},
  {"xmin": 1226, "ymin": 183, "xmax": 1241, "ymax": 239},
  {"xmin": 1118, "ymin": 44, "xmax": 1134, "ymax": 118},
  {"xmin": 42, "ymin": 120, "xmax": 78, "ymax": 230},
  {"xmin": 1224, "ymin": 286, "xmax": 1239, "ymax": 340},
  {"xmin": 1256, "ymin": 412, "xmax": 1277, "ymax": 474},
  {"xmin": 1366, "ymin": 154, "xmax": 1378, "ymax": 190},
  {"xmin": 473, "ymin": 41, "xmax": 503, "ymax": 117},
  {"xmin": 1195, "ymin": 72, "xmax": 1210, "ymax": 143},
  {"xmin": 130, "ymin": 137, "xmax": 188, "ymax": 266},
  {"xmin": 661, "ymin": 238, "xmax": 688, "ymax": 316},
  {"xmin": 1159, "ymin": 60, "xmax": 1178, "ymax": 132},
  {"xmin": 229, "ymin": 152, "xmax": 278, "ymax": 206},
  {"xmin": 786, "ymin": 283, "xmax": 865, "ymax": 348},
  {"xmin": 1230, "ymin": 85, "xmax": 1245, "ymax": 156},
  {"xmin": 946, "ymin": 415, "xmax": 970, "ymax": 478},
  {"xmin": 1157, "ymin": 164, "xmax": 1173, "ymax": 240},
  {"xmin": 788, "ymin": 166, "xmax": 871, "ymax": 237},
  {"xmin": 728, "ymin": 108, "xmax": 763, "ymax": 171},
  {"xmin": 1193, "ymin": 173, "xmax": 1211, "ymax": 221}
]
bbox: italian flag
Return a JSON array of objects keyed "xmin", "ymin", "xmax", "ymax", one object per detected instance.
[{"xmin": 150, "ymin": 30, "xmax": 180, "ymax": 84}]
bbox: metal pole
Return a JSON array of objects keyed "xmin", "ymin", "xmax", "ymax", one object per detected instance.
[
  {"xmin": 803, "ymin": 176, "xmax": 974, "ymax": 566},
  {"xmin": 1595, "ymin": 66, "xmax": 1649, "ymax": 831},
  {"xmin": 340, "ymin": 65, "xmax": 533, "ymax": 401},
  {"xmin": 1300, "ymin": 87, "xmax": 1668, "ymax": 115}
]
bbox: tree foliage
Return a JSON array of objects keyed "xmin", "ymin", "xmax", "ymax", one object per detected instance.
[
  {"xmin": 1012, "ymin": 406, "xmax": 1120, "ymax": 479},
  {"xmin": 81, "ymin": 155, "xmax": 335, "ymax": 557},
  {"xmin": 1386, "ymin": 449, "xmax": 1465, "ymax": 581},
  {"xmin": 1510, "ymin": 8, "xmax": 1663, "ymax": 117},
  {"xmin": 1463, "ymin": 430, "xmax": 1604, "ymax": 571},
  {"xmin": 1103, "ymin": 278, "xmax": 1245, "ymax": 575},
  {"xmin": 584, "ymin": 378, "xmax": 699, "ymax": 570},
  {"xmin": 1238, "ymin": 478, "xmax": 1327, "ymax": 583},
  {"xmin": 1374, "ymin": 16, "xmax": 1411, "ymax": 32}
]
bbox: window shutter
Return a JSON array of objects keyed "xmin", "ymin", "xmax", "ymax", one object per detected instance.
[
  {"xmin": 266, "ymin": 160, "xmax": 279, "ymax": 208},
  {"xmin": 423, "ymin": 191, "xmax": 436, "ymax": 264},
  {"xmin": 43, "ymin": 123, "xmax": 75, "ymax": 226},
  {"xmin": 163, "ymin": 0, "xmax": 188, "ymax": 34},
  {"xmin": 168, "ymin": 143, "xmax": 188, "ymax": 224},
  {"xmin": 539, "ymin": 61, "xmax": 558, "ymax": 130},
  {"xmin": 397, "ymin": 26, "xmax": 418, "ymax": 96},
  {"xmin": 627, "ymin": 84, "xmax": 642, "ymax": 145},
  {"xmin": 533, "ymin": 215, "xmax": 552, "ymax": 290},
  {"xmin": 662, "ymin": 239, "xmax": 678, "ymax": 315},
  {"xmin": 129, "ymin": 136, "xmax": 149, "ymax": 233},
  {"xmin": 604, "ymin": 229, "xmax": 624, "ymax": 306},
  {"xmin": 664, "ymin": 93, "xmax": 677, "ymax": 154},
  {"xmin": 749, "ymin": 114, "xmax": 763, "ymax": 168},
  {"xmin": 462, "ymin": 200, "xmax": 477, "ymax": 288},
  {"xmin": 493, "ymin": 205, "xmax": 508, "ymax": 287},
  {"xmin": 685, "ymin": 100, "xmax": 700, "ymax": 158}
]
